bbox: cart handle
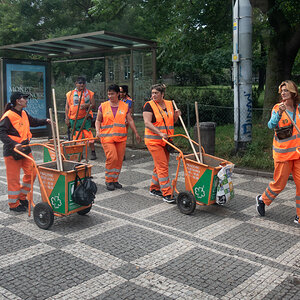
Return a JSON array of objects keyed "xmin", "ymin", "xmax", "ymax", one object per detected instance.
[
  {"xmin": 17, "ymin": 143, "xmax": 66, "ymax": 161},
  {"xmin": 60, "ymin": 137, "xmax": 99, "ymax": 146},
  {"xmin": 162, "ymin": 135, "xmax": 207, "ymax": 168},
  {"xmin": 167, "ymin": 134, "xmax": 206, "ymax": 153}
]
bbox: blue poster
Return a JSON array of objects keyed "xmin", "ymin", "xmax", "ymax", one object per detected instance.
[{"xmin": 6, "ymin": 64, "xmax": 47, "ymax": 129}]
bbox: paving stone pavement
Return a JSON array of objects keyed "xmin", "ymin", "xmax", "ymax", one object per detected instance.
[{"xmin": 0, "ymin": 140, "xmax": 299, "ymax": 300}]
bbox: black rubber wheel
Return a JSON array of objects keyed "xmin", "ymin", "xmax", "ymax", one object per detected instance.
[
  {"xmin": 77, "ymin": 205, "xmax": 92, "ymax": 215},
  {"xmin": 33, "ymin": 202, "xmax": 54, "ymax": 230},
  {"xmin": 177, "ymin": 192, "xmax": 196, "ymax": 215}
]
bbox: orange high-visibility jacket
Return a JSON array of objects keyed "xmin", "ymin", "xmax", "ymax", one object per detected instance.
[
  {"xmin": 272, "ymin": 103, "xmax": 300, "ymax": 161},
  {"xmin": 0, "ymin": 110, "xmax": 32, "ymax": 143},
  {"xmin": 100, "ymin": 100, "xmax": 128, "ymax": 143},
  {"xmin": 144, "ymin": 100, "xmax": 174, "ymax": 146},
  {"xmin": 66, "ymin": 89, "xmax": 94, "ymax": 120}
]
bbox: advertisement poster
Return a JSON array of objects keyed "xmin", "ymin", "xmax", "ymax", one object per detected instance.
[{"xmin": 5, "ymin": 62, "xmax": 48, "ymax": 130}]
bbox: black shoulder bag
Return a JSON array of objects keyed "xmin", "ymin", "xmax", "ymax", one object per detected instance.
[
  {"xmin": 71, "ymin": 166, "xmax": 97, "ymax": 206},
  {"xmin": 153, "ymin": 101, "xmax": 175, "ymax": 153},
  {"xmin": 275, "ymin": 109, "xmax": 295, "ymax": 140}
]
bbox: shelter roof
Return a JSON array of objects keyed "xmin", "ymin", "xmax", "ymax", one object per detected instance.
[{"xmin": 0, "ymin": 31, "xmax": 157, "ymax": 58}]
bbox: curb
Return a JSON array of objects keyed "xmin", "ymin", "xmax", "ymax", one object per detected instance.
[{"xmin": 234, "ymin": 167, "xmax": 294, "ymax": 181}]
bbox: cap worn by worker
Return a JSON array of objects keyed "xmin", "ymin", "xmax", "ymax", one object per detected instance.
[{"xmin": 10, "ymin": 92, "xmax": 30, "ymax": 102}]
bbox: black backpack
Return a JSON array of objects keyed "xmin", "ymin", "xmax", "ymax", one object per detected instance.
[{"xmin": 71, "ymin": 166, "xmax": 97, "ymax": 206}]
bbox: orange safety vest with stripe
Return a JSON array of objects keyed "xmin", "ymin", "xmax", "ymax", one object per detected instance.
[
  {"xmin": 0, "ymin": 110, "xmax": 32, "ymax": 143},
  {"xmin": 66, "ymin": 89, "xmax": 94, "ymax": 120},
  {"xmin": 272, "ymin": 103, "xmax": 300, "ymax": 161},
  {"xmin": 100, "ymin": 100, "xmax": 128, "ymax": 143},
  {"xmin": 144, "ymin": 100, "xmax": 174, "ymax": 146}
]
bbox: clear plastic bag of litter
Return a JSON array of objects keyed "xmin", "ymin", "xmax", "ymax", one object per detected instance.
[{"xmin": 216, "ymin": 164, "xmax": 234, "ymax": 205}]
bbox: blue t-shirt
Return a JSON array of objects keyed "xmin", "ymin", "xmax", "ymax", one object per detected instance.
[{"xmin": 121, "ymin": 97, "xmax": 132, "ymax": 109}]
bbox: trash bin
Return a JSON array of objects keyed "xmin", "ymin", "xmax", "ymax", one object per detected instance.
[{"xmin": 194, "ymin": 122, "xmax": 216, "ymax": 155}]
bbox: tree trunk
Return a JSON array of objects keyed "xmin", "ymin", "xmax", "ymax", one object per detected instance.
[
  {"xmin": 262, "ymin": 41, "xmax": 285, "ymax": 122},
  {"xmin": 262, "ymin": 32, "xmax": 300, "ymax": 121},
  {"xmin": 252, "ymin": 0, "xmax": 300, "ymax": 122}
]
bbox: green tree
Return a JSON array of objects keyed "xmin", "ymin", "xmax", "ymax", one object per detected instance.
[{"xmin": 251, "ymin": 0, "xmax": 300, "ymax": 119}]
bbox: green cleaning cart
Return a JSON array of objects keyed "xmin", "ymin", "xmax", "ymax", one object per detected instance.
[
  {"xmin": 14, "ymin": 145, "xmax": 94, "ymax": 229},
  {"xmin": 164, "ymin": 135, "xmax": 234, "ymax": 214}
]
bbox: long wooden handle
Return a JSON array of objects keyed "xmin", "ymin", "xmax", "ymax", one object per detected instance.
[
  {"xmin": 70, "ymin": 91, "xmax": 83, "ymax": 139},
  {"xmin": 75, "ymin": 105, "xmax": 92, "ymax": 140},
  {"xmin": 49, "ymin": 108, "xmax": 60, "ymax": 171},
  {"xmin": 284, "ymin": 110, "xmax": 300, "ymax": 134},
  {"xmin": 195, "ymin": 102, "xmax": 203, "ymax": 163},
  {"xmin": 172, "ymin": 100, "xmax": 200, "ymax": 163},
  {"xmin": 52, "ymin": 88, "xmax": 63, "ymax": 171}
]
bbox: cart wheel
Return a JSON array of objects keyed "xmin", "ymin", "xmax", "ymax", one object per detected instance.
[
  {"xmin": 177, "ymin": 192, "xmax": 196, "ymax": 215},
  {"xmin": 77, "ymin": 205, "xmax": 92, "ymax": 215},
  {"xmin": 33, "ymin": 203, "xmax": 54, "ymax": 230}
]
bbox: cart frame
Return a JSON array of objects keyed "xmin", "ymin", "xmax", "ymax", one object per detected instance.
[
  {"xmin": 14, "ymin": 144, "xmax": 93, "ymax": 228},
  {"xmin": 164, "ymin": 134, "xmax": 232, "ymax": 214}
]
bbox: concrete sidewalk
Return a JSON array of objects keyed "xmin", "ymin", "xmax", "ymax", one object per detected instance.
[{"xmin": 0, "ymin": 141, "xmax": 299, "ymax": 299}]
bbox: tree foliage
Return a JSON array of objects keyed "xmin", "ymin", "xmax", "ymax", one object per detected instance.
[
  {"xmin": 0, "ymin": 0, "xmax": 299, "ymax": 98},
  {"xmin": 251, "ymin": 0, "xmax": 300, "ymax": 118}
]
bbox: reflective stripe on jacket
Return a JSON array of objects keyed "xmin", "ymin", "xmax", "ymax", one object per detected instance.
[
  {"xmin": 66, "ymin": 89, "xmax": 94, "ymax": 120},
  {"xmin": 0, "ymin": 110, "xmax": 32, "ymax": 144},
  {"xmin": 144, "ymin": 100, "xmax": 174, "ymax": 146},
  {"xmin": 100, "ymin": 100, "xmax": 128, "ymax": 143},
  {"xmin": 272, "ymin": 103, "xmax": 300, "ymax": 161}
]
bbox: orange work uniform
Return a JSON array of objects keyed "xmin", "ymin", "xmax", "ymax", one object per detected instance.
[
  {"xmin": 262, "ymin": 104, "xmax": 300, "ymax": 218},
  {"xmin": 66, "ymin": 88, "xmax": 95, "ymax": 142},
  {"xmin": 0, "ymin": 109, "xmax": 42, "ymax": 208},
  {"xmin": 144, "ymin": 100, "xmax": 174, "ymax": 197},
  {"xmin": 99, "ymin": 100, "xmax": 128, "ymax": 183}
]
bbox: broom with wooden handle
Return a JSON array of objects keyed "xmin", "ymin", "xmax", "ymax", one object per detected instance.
[{"xmin": 172, "ymin": 100, "xmax": 201, "ymax": 163}]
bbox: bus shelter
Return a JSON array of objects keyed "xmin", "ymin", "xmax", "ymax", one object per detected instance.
[{"xmin": 0, "ymin": 31, "xmax": 157, "ymax": 136}]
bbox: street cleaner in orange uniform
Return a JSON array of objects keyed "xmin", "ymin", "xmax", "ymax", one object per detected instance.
[
  {"xmin": 143, "ymin": 84, "xmax": 181, "ymax": 204},
  {"xmin": 95, "ymin": 84, "xmax": 141, "ymax": 191},
  {"xmin": 256, "ymin": 80, "xmax": 300, "ymax": 225},
  {"xmin": 65, "ymin": 76, "xmax": 97, "ymax": 160},
  {"xmin": 0, "ymin": 92, "xmax": 51, "ymax": 212}
]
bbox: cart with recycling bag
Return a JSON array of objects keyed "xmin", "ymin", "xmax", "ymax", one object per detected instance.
[
  {"xmin": 14, "ymin": 144, "xmax": 97, "ymax": 230},
  {"xmin": 164, "ymin": 134, "xmax": 234, "ymax": 214}
]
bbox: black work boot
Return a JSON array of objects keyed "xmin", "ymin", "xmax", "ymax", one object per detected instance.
[
  {"xmin": 106, "ymin": 182, "xmax": 115, "ymax": 191},
  {"xmin": 256, "ymin": 195, "xmax": 265, "ymax": 216}
]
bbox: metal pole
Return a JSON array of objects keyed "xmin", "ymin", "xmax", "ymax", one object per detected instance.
[{"xmin": 232, "ymin": 0, "xmax": 252, "ymax": 151}]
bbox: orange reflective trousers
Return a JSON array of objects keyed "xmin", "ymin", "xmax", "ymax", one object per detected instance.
[
  {"xmin": 102, "ymin": 141, "xmax": 126, "ymax": 183},
  {"xmin": 4, "ymin": 154, "xmax": 36, "ymax": 208},
  {"xmin": 147, "ymin": 144, "xmax": 172, "ymax": 197},
  {"xmin": 262, "ymin": 159, "xmax": 300, "ymax": 218}
]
